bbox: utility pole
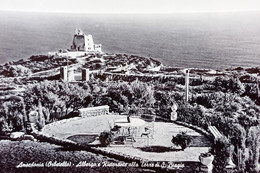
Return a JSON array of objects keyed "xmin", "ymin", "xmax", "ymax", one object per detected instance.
[
  {"xmin": 66, "ymin": 52, "xmax": 69, "ymax": 81},
  {"xmin": 185, "ymin": 69, "xmax": 189, "ymax": 102}
]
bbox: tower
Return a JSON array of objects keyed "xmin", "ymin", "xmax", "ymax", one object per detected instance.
[
  {"xmin": 60, "ymin": 66, "xmax": 68, "ymax": 81},
  {"xmin": 70, "ymin": 29, "xmax": 95, "ymax": 51},
  {"xmin": 82, "ymin": 68, "xmax": 90, "ymax": 81},
  {"xmin": 68, "ymin": 70, "xmax": 75, "ymax": 81},
  {"xmin": 84, "ymin": 34, "xmax": 95, "ymax": 51}
]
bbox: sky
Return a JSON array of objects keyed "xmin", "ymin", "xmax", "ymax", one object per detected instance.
[{"xmin": 1, "ymin": 0, "xmax": 260, "ymax": 13}]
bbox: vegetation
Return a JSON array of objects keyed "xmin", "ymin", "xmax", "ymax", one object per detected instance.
[
  {"xmin": 0, "ymin": 55, "xmax": 79, "ymax": 75},
  {"xmin": 0, "ymin": 53, "xmax": 260, "ymax": 171},
  {"xmin": 102, "ymin": 54, "xmax": 161, "ymax": 72},
  {"xmin": 247, "ymin": 126, "xmax": 260, "ymax": 172},
  {"xmin": 0, "ymin": 54, "xmax": 161, "ymax": 78},
  {"xmin": 171, "ymin": 131, "xmax": 192, "ymax": 150},
  {"xmin": 67, "ymin": 135, "xmax": 98, "ymax": 145},
  {"xmin": 0, "ymin": 140, "xmax": 152, "ymax": 173},
  {"xmin": 210, "ymin": 137, "xmax": 232, "ymax": 172},
  {"xmin": 99, "ymin": 131, "xmax": 113, "ymax": 147}
]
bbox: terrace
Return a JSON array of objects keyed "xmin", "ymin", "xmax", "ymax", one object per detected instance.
[{"xmin": 41, "ymin": 114, "xmax": 212, "ymax": 163}]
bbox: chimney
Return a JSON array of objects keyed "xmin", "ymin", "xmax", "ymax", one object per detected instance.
[{"xmin": 185, "ymin": 69, "xmax": 189, "ymax": 102}]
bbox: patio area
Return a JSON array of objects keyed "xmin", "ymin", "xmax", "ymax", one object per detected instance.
[
  {"xmin": 41, "ymin": 114, "xmax": 212, "ymax": 162},
  {"xmin": 100, "ymin": 121, "xmax": 212, "ymax": 162}
]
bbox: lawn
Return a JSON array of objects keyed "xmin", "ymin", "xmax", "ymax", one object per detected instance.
[
  {"xmin": 42, "ymin": 115, "xmax": 122, "ymax": 139},
  {"xmin": 0, "ymin": 140, "xmax": 155, "ymax": 173}
]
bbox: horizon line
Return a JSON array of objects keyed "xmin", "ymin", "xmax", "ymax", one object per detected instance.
[{"xmin": 1, "ymin": 9, "xmax": 260, "ymax": 15}]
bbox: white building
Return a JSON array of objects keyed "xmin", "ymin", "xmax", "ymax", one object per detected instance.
[
  {"xmin": 49, "ymin": 29, "xmax": 102, "ymax": 58},
  {"xmin": 70, "ymin": 29, "xmax": 102, "ymax": 53}
]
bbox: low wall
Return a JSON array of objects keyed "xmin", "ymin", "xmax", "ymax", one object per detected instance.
[
  {"xmin": 79, "ymin": 105, "xmax": 109, "ymax": 117},
  {"xmin": 173, "ymin": 121, "xmax": 214, "ymax": 141}
]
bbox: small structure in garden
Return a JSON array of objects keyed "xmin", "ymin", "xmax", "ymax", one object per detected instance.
[
  {"xmin": 170, "ymin": 104, "xmax": 178, "ymax": 121},
  {"xmin": 197, "ymin": 152, "xmax": 214, "ymax": 173},
  {"xmin": 10, "ymin": 132, "xmax": 25, "ymax": 139},
  {"xmin": 141, "ymin": 127, "xmax": 150, "ymax": 138},
  {"xmin": 208, "ymin": 126, "xmax": 223, "ymax": 139},
  {"xmin": 112, "ymin": 117, "xmax": 147, "ymax": 144},
  {"xmin": 105, "ymin": 114, "xmax": 156, "ymax": 146},
  {"xmin": 224, "ymin": 156, "xmax": 236, "ymax": 172},
  {"xmin": 78, "ymin": 105, "xmax": 109, "ymax": 117},
  {"xmin": 140, "ymin": 114, "xmax": 156, "ymax": 139},
  {"xmin": 60, "ymin": 67, "xmax": 90, "ymax": 82}
]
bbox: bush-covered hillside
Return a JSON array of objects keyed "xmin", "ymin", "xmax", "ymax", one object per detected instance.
[
  {"xmin": 0, "ymin": 54, "xmax": 161, "ymax": 77},
  {"xmin": 0, "ymin": 54, "xmax": 259, "ymax": 172}
]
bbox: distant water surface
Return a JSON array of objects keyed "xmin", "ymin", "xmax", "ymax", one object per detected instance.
[{"xmin": 0, "ymin": 11, "xmax": 259, "ymax": 69}]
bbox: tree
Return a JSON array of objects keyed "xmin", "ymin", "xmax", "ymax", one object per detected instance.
[
  {"xmin": 130, "ymin": 80, "xmax": 155, "ymax": 108},
  {"xmin": 238, "ymin": 114, "xmax": 259, "ymax": 132},
  {"xmin": 24, "ymin": 80, "xmax": 92, "ymax": 121},
  {"xmin": 210, "ymin": 137, "xmax": 232, "ymax": 172},
  {"xmin": 229, "ymin": 123, "xmax": 246, "ymax": 170},
  {"xmin": 213, "ymin": 76, "xmax": 245, "ymax": 94},
  {"xmin": 2, "ymin": 96, "xmax": 25, "ymax": 131},
  {"xmin": 58, "ymin": 82, "xmax": 90, "ymax": 114},
  {"xmin": 0, "ymin": 117, "xmax": 10, "ymax": 135},
  {"xmin": 247, "ymin": 126, "xmax": 260, "ymax": 172},
  {"xmin": 243, "ymin": 83, "xmax": 260, "ymax": 105}
]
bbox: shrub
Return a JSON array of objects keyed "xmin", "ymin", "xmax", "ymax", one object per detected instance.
[
  {"xmin": 210, "ymin": 137, "xmax": 231, "ymax": 172},
  {"xmin": 0, "ymin": 117, "xmax": 10, "ymax": 135},
  {"xmin": 1, "ymin": 65, "xmax": 32, "ymax": 77},
  {"xmin": 155, "ymin": 108, "xmax": 171, "ymax": 119},
  {"xmin": 171, "ymin": 131, "xmax": 192, "ymax": 150},
  {"xmin": 194, "ymin": 95, "xmax": 213, "ymax": 108},
  {"xmin": 99, "ymin": 131, "xmax": 113, "ymax": 147}
]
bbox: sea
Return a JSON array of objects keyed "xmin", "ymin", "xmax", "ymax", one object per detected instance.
[{"xmin": 0, "ymin": 11, "xmax": 260, "ymax": 69}]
